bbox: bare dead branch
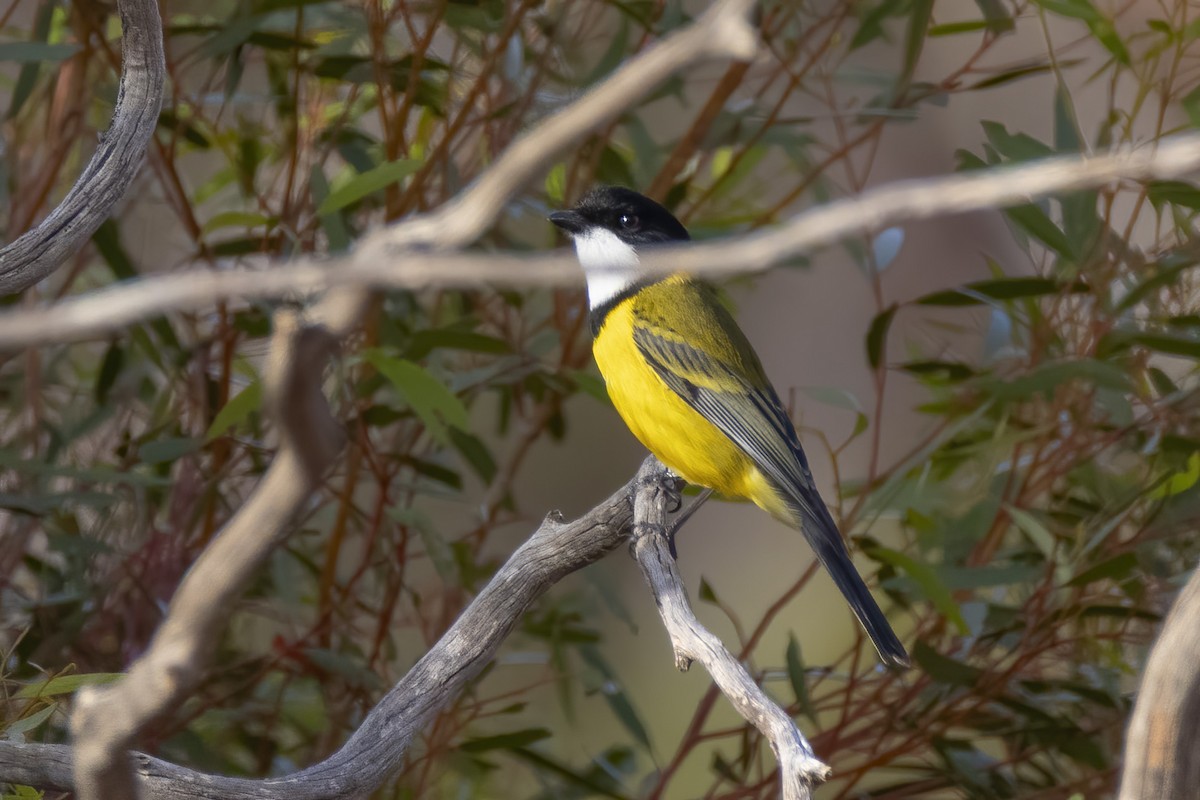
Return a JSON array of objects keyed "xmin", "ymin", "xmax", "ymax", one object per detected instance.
[
  {"xmin": 3, "ymin": 131, "xmax": 1200, "ymax": 348},
  {"xmin": 1117, "ymin": 566, "xmax": 1200, "ymax": 799},
  {"xmin": 68, "ymin": 313, "xmax": 343, "ymax": 800},
  {"xmin": 630, "ymin": 460, "xmax": 831, "ymax": 799},
  {"xmin": 0, "ymin": 462, "xmax": 646, "ymax": 799},
  {"xmin": 0, "ymin": 0, "xmax": 164, "ymax": 295}
]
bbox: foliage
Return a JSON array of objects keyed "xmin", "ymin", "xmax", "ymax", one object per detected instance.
[{"xmin": 2, "ymin": 0, "xmax": 1199, "ymax": 798}]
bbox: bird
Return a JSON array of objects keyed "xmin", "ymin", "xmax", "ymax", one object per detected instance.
[{"xmin": 549, "ymin": 185, "xmax": 910, "ymax": 669}]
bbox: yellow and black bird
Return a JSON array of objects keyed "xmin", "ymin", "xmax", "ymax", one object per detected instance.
[{"xmin": 550, "ymin": 185, "xmax": 909, "ymax": 669}]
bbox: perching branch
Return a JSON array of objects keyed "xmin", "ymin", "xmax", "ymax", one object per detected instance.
[
  {"xmin": 0, "ymin": 462, "xmax": 645, "ymax": 799},
  {"xmin": 4, "ymin": 131, "xmax": 1200, "ymax": 348},
  {"xmin": 630, "ymin": 460, "xmax": 831, "ymax": 800},
  {"xmin": 0, "ymin": 0, "xmax": 164, "ymax": 295},
  {"xmin": 1117, "ymin": 565, "xmax": 1200, "ymax": 800}
]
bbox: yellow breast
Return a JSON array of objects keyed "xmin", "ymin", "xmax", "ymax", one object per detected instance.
[{"xmin": 593, "ymin": 295, "xmax": 761, "ymax": 500}]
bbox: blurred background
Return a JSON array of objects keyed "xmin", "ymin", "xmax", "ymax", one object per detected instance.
[{"xmin": 2, "ymin": 0, "xmax": 1199, "ymax": 798}]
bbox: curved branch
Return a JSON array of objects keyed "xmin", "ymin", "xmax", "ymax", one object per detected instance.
[
  {"xmin": 3, "ymin": 131, "xmax": 1200, "ymax": 348},
  {"xmin": 1117, "ymin": 566, "xmax": 1200, "ymax": 799},
  {"xmin": 630, "ymin": 460, "xmax": 831, "ymax": 799},
  {"xmin": 0, "ymin": 0, "xmax": 165, "ymax": 295},
  {"xmin": 0, "ymin": 463, "xmax": 645, "ymax": 799}
]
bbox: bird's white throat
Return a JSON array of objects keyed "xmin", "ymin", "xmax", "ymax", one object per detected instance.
[{"xmin": 572, "ymin": 227, "xmax": 640, "ymax": 309}]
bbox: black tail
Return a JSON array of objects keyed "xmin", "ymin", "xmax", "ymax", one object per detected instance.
[{"xmin": 776, "ymin": 482, "xmax": 910, "ymax": 669}]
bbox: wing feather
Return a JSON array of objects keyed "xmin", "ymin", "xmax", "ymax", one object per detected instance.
[
  {"xmin": 629, "ymin": 313, "xmax": 817, "ymax": 503},
  {"xmin": 625, "ymin": 279, "xmax": 910, "ymax": 668}
]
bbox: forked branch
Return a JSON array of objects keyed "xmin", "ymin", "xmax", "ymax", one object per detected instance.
[{"xmin": 630, "ymin": 460, "xmax": 832, "ymax": 799}]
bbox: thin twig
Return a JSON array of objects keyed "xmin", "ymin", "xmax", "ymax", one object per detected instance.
[{"xmin": 4, "ymin": 132, "xmax": 1200, "ymax": 348}]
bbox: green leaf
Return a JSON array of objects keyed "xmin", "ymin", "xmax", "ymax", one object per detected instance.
[
  {"xmin": 870, "ymin": 546, "xmax": 969, "ymax": 634},
  {"xmin": 912, "ymin": 641, "xmax": 982, "ymax": 687},
  {"xmin": 5, "ymin": 703, "xmax": 57, "ymax": 736},
  {"xmin": 578, "ymin": 646, "xmax": 654, "ymax": 753},
  {"xmin": 460, "ymin": 727, "xmax": 552, "ymax": 753},
  {"xmin": 902, "ymin": 0, "xmax": 935, "ymax": 85},
  {"xmin": 800, "ymin": 386, "xmax": 862, "ymax": 412},
  {"xmin": 584, "ymin": 13, "xmax": 629, "ymax": 84},
  {"xmin": 506, "ymin": 747, "xmax": 628, "ymax": 799},
  {"xmin": 544, "ymin": 162, "xmax": 567, "ymax": 205},
  {"xmin": 94, "ymin": 341, "xmax": 124, "ymax": 405},
  {"xmin": 785, "ymin": 636, "xmax": 817, "ymax": 722},
  {"xmin": 850, "ymin": 0, "xmax": 905, "ymax": 51},
  {"xmin": 302, "ymin": 648, "xmax": 385, "ymax": 690},
  {"xmin": 1150, "ymin": 451, "xmax": 1200, "ymax": 499},
  {"xmin": 1004, "ymin": 204, "xmax": 1075, "ymax": 261},
  {"xmin": 1032, "ymin": 0, "xmax": 1128, "ymax": 64},
  {"xmin": 1183, "ymin": 84, "xmax": 1200, "ymax": 128},
  {"xmin": 201, "ymin": 211, "xmax": 272, "ymax": 234},
  {"xmin": 140, "ymin": 437, "xmax": 200, "ymax": 465},
  {"xmin": 698, "ymin": 577, "xmax": 718, "ymax": 604},
  {"xmin": 866, "ymin": 304, "xmax": 898, "ymax": 369},
  {"xmin": 570, "ymin": 370, "xmax": 609, "ymax": 403},
  {"xmin": 982, "ymin": 121, "xmax": 1055, "ymax": 162},
  {"xmin": 17, "ymin": 672, "xmax": 123, "ymax": 699},
  {"xmin": 1147, "ymin": 181, "xmax": 1200, "ymax": 211},
  {"xmin": 901, "ymin": 360, "xmax": 976, "ymax": 381},
  {"xmin": 1109, "ymin": 332, "xmax": 1200, "ymax": 360},
  {"xmin": 929, "ymin": 20, "xmax": 992, "ymax": 37},
  {"xmin": 980, "ymin": 359, "xmax": 1133, "ymax": 401},
  {"xmin": 7, "ymin": 0, "xmax": 56, "ymax": 119},
  {"xmin": 365, "ymin": 350, "xmax": 469, "ymax": 444},
  {"xmin": 1067, "ymin": 552, "xmax": 1138, "ymax": 587},
  {"xmin": 310, "ymin": 165, "xmax": 350, "ymax": 253},
  {"xmin": 1117, "ymin": 257, "xmax": 1200, "ymax": 311},
  {"xmin": 972, "ymin": 0, "xmax": 1015, "ymax": 33},
  {"xmin": 1032, "ymin": 0, "xmax": 1100, "ymax": 22},
  {"xmin": 1007, "ymin": 505, "xmax": 1056, "ymax": 558},
  {"xmin": 391, "ymin": 507, "xmax": 459, "ymax": 582},
  {"xmin": 448, "ymin": 427, "xmax": 497, "ymax": 483},
  {"xmin": 971, "ymin": 62, "xmax": 1056, "ymax": 90},
  {"xmin": 916, "ymin": 276, "xmax": 1087, "ymax": 306},
  {"xmin": 317, "ymin": 159, "xmax": 421, "ymax": 215},
  {"xmin": 405, "ymin": 329, "xmax": 511, "ymax": 359},
  {"xmin": 205, "ymin": 381, "xmax": 262, "ymax": 442},
  {"xmin": 0, "ymin": 42, "xmax": 78, "ymax": 62},
  {"xmin": 1087, "ymin": 16, "xmax": 1131, "ymax": 66}
]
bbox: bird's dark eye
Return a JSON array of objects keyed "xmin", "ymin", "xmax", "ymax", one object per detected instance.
[{"xmin": 617, "ymin": 213, "xmax": 639, "ymax": 230}]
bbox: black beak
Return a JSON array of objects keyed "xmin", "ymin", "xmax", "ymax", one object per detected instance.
[{"xmin": 548, "ymin": 210, "xmax": 586, "ymax": 236}]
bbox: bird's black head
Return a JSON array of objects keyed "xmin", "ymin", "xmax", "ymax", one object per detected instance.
[{"xmin": 549, "ymin": 185, "xmax": 690, "ymax": 245}]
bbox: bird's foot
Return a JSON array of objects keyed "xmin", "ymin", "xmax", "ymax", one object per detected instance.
[{"xmin": 666, "ymin": 487, "xmax": 714, "ymax": 559}]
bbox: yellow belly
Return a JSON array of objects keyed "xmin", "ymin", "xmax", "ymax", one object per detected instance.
[{"xmin": 593, "ymin": 300, "xmax": 774, "ymax": 507}]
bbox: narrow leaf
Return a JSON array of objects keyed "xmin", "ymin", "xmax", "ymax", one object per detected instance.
[
  {"xmin": 866, "ymin": 304, "xmax": 898, "ymax": 369},
  {"xmin": 317, "ymin": 159, "xmax": 421, "ymax": 214}
]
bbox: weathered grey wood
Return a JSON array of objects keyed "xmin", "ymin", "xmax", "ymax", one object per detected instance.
[
  {"xmin": 1117, "ymin": 566, "xmax": 1200, "ymax": 799},
  {"xmin": 0, "ymin": 466, "xmax": 642, "ymax": 799},
  {"xmin": 629, "ymin": 460, "xmax": 831, "ymax": 799},
  {"xmin": 0, "ymin": 0, "xmax": 164, "ymax": 295}
]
